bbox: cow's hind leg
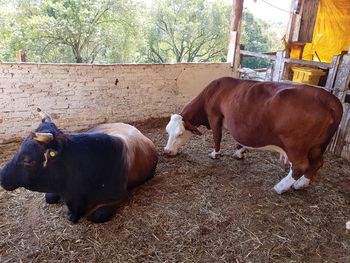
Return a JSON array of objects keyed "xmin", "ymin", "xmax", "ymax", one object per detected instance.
[
  {"xmin": 274, "ymin": 154, "xmax": 310, "ymax": 194},
  {"xmin": 233, "ymin": 144, "xmax": 246, "ymax": 159},
  {"xmin": 293, "ymin": 148, "xmax": 324, "ymax": 190},
  {"xmin": 208, "ymin": 115, "xmax": 223, "ymax": 159}
]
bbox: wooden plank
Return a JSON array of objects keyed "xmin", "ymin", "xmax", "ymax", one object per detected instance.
[
  {"xmin": 285, "ymin": 0, "xmax": 297, "ymax": 43},
  {"xmin": 16, "ymin": 50, "xmax": 26, "ymax": 62},
  {"xmin": 298, "ymin": 0, "xmax": 319, "ymax": 43},
  {"xmin": 286, "ymin": 0, "xmax": 319, "ymax": 44},
  {"xmin": 330, "ymin": 104, "xmax": 350, "ymax": 157},
  {"xmin": 284, "ymin": 58, "xmax": 331, "ymax": 68},
  {"xmin": 272, "ymin": 51, "xmax": 285, "ymax": 82},
  {"xmin": 325, "ymin": 55, "xmax": 341, "ymax": 92},
  {"xmin": 291, "ymin": 14, "xmax": 302, "ymax": 42},
  {"xmin": 239, "ymin": 50, "xmax": 277, "ymax": 61},
  {"xmin": 231, "ymin": 0, "xmax": 244, "ymax": 77},
  {"xmin": 226, "ymin": 31, "xmax": 237, "ymax": 66},
  {"xmin": 333, "ymin": 54, "xmax": 350, "ymax": 100},
  {"xmin": 328, "ymin": 54, "xmax": 350, "ymax": 157}
]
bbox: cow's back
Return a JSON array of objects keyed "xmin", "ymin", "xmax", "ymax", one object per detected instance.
[
  {"xmin": 89, "ymin": 123, "xmax": 158, "ymax": 188},
  {"xmin": 205, "ymin": 77, "xmax": 343, "ymax": 150}
]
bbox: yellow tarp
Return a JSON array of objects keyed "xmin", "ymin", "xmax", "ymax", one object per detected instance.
[{"xmin": 292, "ymin": 0, "xmax": 350, "ymax": 63}]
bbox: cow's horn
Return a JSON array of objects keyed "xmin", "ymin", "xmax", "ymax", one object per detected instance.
[
  {"xmin": 34, "ymin": 132, "xmax": 54, "ymax": 143},
  {"xmin": 37, "ymin": 108, "xmax": 52, "ymax": 122}
]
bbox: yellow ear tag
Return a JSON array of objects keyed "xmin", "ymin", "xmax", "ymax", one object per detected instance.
[{"xmin": 49, "ymin": 151, "xmax": 56, "ymax": 157}]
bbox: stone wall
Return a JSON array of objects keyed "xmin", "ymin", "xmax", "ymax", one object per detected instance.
[{"xmin": 0, "ymin": 63, "xmax": 232, "ymax": 142}]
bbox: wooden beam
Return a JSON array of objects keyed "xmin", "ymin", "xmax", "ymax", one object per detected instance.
[
  {"xmin": 16, "ymin": 50, "xmax": 26, "ymax": 62},
  {"xmin": 298, "ymin": 0, "xmax": 319, "ymax": 43},
  {"xmin": 240, "ymin": 50, "xmax": 277, "ymax": 61},
  {"xmin": 333, "ymin": 54, "xmax": 350, "ymax": 101},
  {"xmin": 226, "ymin": 31, "xmax": 237, "ymax": 66},
  {"xmin": 272, "ymin": 51, "xmax": 286, "ymax": 82},
  {"xmin": 284, "ymin": 58, "xmax": 331, "ymax": 68},
  {"xmin": 227, "ymin": 0, "xmax": 244, "ymax": 77},
  {"xmin": 324, "ymin": 55, "xmax": 341, "ymax": 92},
  {"xmin": 286, "ymin": 0, "xmax": 319, "ymax": 44}
]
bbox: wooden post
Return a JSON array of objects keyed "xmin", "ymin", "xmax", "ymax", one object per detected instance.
[
  {"xmin": 324, "ymin": 55, "xmax": 341, "ymax": 92},
  {"xmin": 16, "ymin": 50, "xmax": 26, "ymax": 62},
  {"xmin": 226, "ymin": 0, "xmax": 244, "ymax": 77},
  {"xmin": 333, "ymin": 54, "xmax": 350, "ymax": 101},
  {"xmin": 329, "ymin": 51, "xmax": 350, "ymax": 157},
  {"xmin": 286, "ymin": 0, "xmax": 319, "ymax": 44},
  {"xmin": 272, "ymin": 51, "xmax": 286, "ymax": 82}
]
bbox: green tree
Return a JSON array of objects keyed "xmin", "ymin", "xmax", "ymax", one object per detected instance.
[
  {"xmin": 143, "ymin": 0, "xmax": 231, "ymax": 63},
  {"xmin": 0, "ymin": 0, "xmax": 142, "ymax": 63},
  {"xmin": 241, "ymin": 9, "xmax": 283, "ymax": 68}
]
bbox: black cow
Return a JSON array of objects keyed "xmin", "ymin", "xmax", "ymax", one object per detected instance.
[{"xmin": 0, "ymin": 110, "xmax": 158, "ymax": 223}]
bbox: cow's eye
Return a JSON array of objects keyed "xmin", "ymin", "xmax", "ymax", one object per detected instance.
[{"xmin": 47, "ymin": 149, "xmax": 58, "ymax": 158}]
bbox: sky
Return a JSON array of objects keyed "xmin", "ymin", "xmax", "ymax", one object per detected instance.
[
  {"xmin": 143, "ymin": 0, "xmax": 292, "ymax": 24},
  {"xmin": 242, "ymin": 0, "xmax": 292, "ymax": 23}
]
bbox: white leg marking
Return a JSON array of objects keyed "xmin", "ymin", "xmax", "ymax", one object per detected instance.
[
  {"xmin": 209, "ymin": 149, "xmax": 221, "ymax": 159},
  {"xmin": 273, "ymin": 169, "xmax": 296, "ymax": 194},
  {"xmin": 292, "ymin": 175, "xmax": 310, "ymax": 190},
  {"xmin": 233, "ymin": 147, "xmax": 246, "ymax": 159}
]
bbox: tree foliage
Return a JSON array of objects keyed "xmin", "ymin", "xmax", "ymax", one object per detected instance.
[
  {"xmin": 0, "ymin": 0, "xmax": 283, "ymax": 65},
  {"xmin": 0, "ymin": 0, "xmax": 142, "ymax": 63},
  {"xmin": 241, "ymin": 9, "xmax": 283, "ymax": 68},
  {"xmin": 143, "ymin": 0, "xmax": 231, "ymax": 63}
]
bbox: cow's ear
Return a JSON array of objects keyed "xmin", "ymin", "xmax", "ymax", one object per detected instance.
[{"xmin": 184, "ymin": 121, "xmax": 202, "ymax": 136}]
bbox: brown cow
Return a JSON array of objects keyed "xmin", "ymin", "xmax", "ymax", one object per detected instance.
[{"xmin": 164, "ymin": 77, "xmax": 343, "ymax": 194}]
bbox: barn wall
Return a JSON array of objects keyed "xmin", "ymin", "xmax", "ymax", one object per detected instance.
[{"xmin": 0, "ymin": 63, "xmax": 232, "ymax": 142}]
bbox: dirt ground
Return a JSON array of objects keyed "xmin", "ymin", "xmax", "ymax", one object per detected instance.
[{"xmin": 0, "ymin": 118, "xmax": 349, "ymax": 263}]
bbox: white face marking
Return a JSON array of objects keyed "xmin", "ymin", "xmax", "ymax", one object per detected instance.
[
  {"xmin": 292, "ymin": 175, "xmax": 310, "ymax": 190},
  {"xmin": 274, "ymin": 168, "xmax": 296, "ymax": 194},
  {"xmin": 164, "ymin": 114, "xmax": 192, "ymax": 155},
  {"xmin": 43, "ymin": 150, "xmax": 49, "ymax": 168}
]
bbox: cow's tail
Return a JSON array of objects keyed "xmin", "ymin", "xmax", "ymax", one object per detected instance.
[{"xmin": 321, "ymin": 95, "xmax": 343, "ymax": 153}]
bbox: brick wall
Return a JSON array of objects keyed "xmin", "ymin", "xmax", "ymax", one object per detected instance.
[{"xmin": 0, "ymin": 63, "xmax": 232, "ymax": 142}]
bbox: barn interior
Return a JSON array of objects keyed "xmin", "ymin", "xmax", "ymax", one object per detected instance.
[{"xmin": 0, "ymin": 0, "xmax": 349, "ymax": 262}]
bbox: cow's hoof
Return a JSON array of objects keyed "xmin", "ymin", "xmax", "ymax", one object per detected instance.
[
  {"xmin": 45, "ymin": 193, "xmax": 61, "ymax": 204},
  {"xmin": 273, "ymin": 169, "xmax": 296, "ymax": 194},
  {"xmin": 233, "ymin": 153, "xmax": 244, "ymax": 160},
  {"xmin": 209, "ymin": 150, "xmax": 221, "ymax": 159},
  {"xmin": 273, "ymin": 184, "xmax": 290, "ymax": 194},
  {"xmin": 67, "ymin": 211, "xmax": 80, "ymax": 224},
  {"xmin": 292, "ymin": 175, "xmax": 310, "ymax": 190},
  {"xmin": 88, "ymin": 208, "xmax": 115, "ymax": 223}
]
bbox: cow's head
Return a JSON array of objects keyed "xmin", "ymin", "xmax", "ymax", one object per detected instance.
[
  {"xmin": 164, "ymin": 114, "xmax": 202, "ymax": 156},
  {"xmin": 0, "ymin": 109, "xmax": 66, "ymax": 193}
]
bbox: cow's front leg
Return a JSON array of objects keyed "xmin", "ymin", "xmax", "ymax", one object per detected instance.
[
  {"xmin": 233, "ymin": 145, "xmax": 246, "ymax": 159},
  {"xmin": 208, "ymin": 115, "xmax": 223, "ymax": 159},
  {"xmin": 66, "ymin": 197, "xmax": 87, "ymax": 224},
  {"xmin": 87, "ymin": 203, "xmax": 120, "ymax": 223},
  {"xmin": 45, "ymin": 193, "xmax": 61, "ymax": 204}
]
